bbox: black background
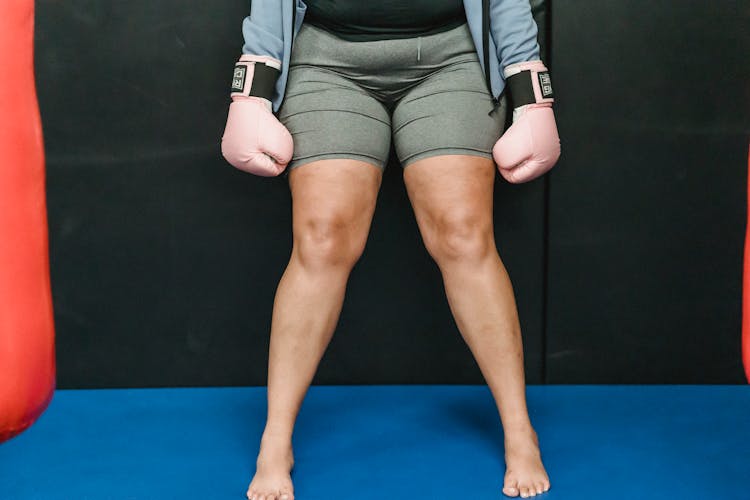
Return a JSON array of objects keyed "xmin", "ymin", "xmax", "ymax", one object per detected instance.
[{"xmin": 34, "ymin": 1, "xmax": 749, "ymax": 388}]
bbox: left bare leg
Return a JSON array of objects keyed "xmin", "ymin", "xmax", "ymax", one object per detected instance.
[{"xmin": 403, "ymin": 154, "xmax": 550, "ymax": 498}]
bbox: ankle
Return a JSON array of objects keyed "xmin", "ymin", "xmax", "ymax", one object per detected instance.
[
  {"xmin": 261, "ymin": 422, "xmax": 294, "ymax": 441},
  {"xmin": 502, "ymin": 420, "xmax": 537, "ymax": 438},
  {"xmin": 256, "ymin": 444, "xmax": 295, "ymax": 469},
  {"xmin": 260, "ymin": 432, "xmax": 293, "ymax": 451}
]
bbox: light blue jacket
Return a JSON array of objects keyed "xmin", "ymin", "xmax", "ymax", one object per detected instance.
[{"xmin": 240, "ymin": 0, "xmax": 541, "ymax": 114}]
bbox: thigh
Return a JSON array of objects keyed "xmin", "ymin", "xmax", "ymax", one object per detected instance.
[
  {"xmin": 279, "ymin": 65, "xmax": 392, "ymax": 174},
  {"xmin": 288, "ymin": 158, "xmax": 383, "ymax": 250},
  {"xmin": 402, "ymin": 154, "xmax": 496, "ymax": 247},
  {"xmin": 391, "ymin": 57, "xmax": 507, "ymax": 168}
]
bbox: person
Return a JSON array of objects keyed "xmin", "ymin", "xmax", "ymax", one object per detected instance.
[{"xmin": 221, "ymin": 1, "xmax": 561, "ymax": 499}]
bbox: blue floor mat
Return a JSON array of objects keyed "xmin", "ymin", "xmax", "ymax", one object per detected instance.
[{"xmin": 1, "ymin": 385, "xmax": 748, "ymax": 499}]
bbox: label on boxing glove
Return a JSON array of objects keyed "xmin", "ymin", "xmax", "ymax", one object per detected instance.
[
  {"xmin": 231, "ymin": 65, "xmax": 248, "ymax": 93},
  {"xmin": 538, "ymin": 72, "xmax": 554, "ymax": 99}
]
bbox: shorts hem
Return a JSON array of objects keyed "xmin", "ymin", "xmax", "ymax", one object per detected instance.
[
  {"xmin": 400, "ymin": 148, "xmax": 494, "ymax": 168},
  {"xmin": 284, "ymin": 153, "xmax": 387, "ymax": 175}
]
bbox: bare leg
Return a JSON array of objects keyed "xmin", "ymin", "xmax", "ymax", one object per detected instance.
[
  {"xmin": 247, "ymin": 159, "xmax": 382, "ymax": 500},
  {"xmin": 403, "ymin": 154, "xmax": 551, "ymax": 498}
]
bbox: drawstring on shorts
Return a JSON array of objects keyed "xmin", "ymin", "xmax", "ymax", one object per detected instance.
[{"xmin": 417, "ymin": 36, "xmax": 421, "ymax": 61}]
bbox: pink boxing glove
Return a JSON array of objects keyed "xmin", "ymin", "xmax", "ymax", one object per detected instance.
[
  {"xmin": 492, "ymin": 60, "xmax": 560, "ymax": 184},
  {"xmin": 221, "ymin": 54, "xmax": 293, "ymax": 176}
]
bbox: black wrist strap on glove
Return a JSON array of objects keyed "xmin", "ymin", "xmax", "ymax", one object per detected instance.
[
  {"xmin": 231, "ymin": 61, "xmax": 280, "ymax": 101},
  {"xmin": 506, "ymin": 70, "xmax": 554, "ymax": 108}
]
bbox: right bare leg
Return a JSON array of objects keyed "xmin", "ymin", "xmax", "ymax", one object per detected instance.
[{"xmin": 247, "ymin": 158, "xmax": 383, "ymax": 500}]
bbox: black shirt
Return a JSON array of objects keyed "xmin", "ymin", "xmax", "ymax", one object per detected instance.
[{"xmin": 303, "ymin": 0, "xmax": 467, "ymax": 41}]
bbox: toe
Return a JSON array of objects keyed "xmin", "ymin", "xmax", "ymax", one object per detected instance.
[
  {"xmin": 520, "ymin": 486, "xmax": 530, "ymax": 498},
  {"xmin": 502, "ymin": 483, "xmax": 519, "ymax": 497},
  {"xmin": 535, "ymin": 481, "xmax": 544, "ymax": 494}
]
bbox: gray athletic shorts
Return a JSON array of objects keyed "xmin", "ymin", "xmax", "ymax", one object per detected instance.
[{"xmin": 277, "ymin": 20, "xmax": 507, "ymax": 172}]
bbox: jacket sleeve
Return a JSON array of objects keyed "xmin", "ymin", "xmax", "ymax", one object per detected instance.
[
  {"xmin": 489, "ymin": 0, "xmax": 541, "ymax": 70},
  {"xmin": 241, "ymin": 0, "xmax": 284, "ymax": 60}
]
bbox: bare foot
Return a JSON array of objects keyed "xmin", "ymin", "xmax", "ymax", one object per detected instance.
[
  {"xmin": 501, "ymin": 425, "xmax": 550, "ymax": 498},
  {"xmin": 246, "ymin": 433, "xmax": 295, "ymax": 500}
]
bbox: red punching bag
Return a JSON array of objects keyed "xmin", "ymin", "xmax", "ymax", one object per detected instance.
[
  {"xmin": 0, "ymin": 0, "xmax": 56, "ymax": 442},
  {"xmin": 744, "ymin": 145, "xmax": 750, "ymax": 383}
]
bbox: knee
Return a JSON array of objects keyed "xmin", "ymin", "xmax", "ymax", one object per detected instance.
[
  {"xmin": 293, "ymin": 213, "xmax": 367, "ymax": 270},
  {"xmin": 424, "ymin": 212, "xmax": 494, "ymax": 264}
]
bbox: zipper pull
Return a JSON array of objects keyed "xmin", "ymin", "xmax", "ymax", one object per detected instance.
[{"xmin": 487, "ymin": 95, "xmax": 501, "ymax": 117}]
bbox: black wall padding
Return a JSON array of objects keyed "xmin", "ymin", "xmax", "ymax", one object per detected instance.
[
  {"xmin": 36, "ymin": 1, "xmax": 549, "ymax": 388},
  {"xmin": 547, "ymin": 1, "xmax": 750, "ymax": 382}
]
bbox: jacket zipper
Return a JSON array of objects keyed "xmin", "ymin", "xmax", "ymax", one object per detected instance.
[
  {"xmin": 277, "ymin": 0, "xmax": 296, "ymax": 113},
  {"xmin": 483, "ymin": 0, "xmax": 502, "ymax": 116},
  {"xmin": 291, "ymin": 0, "xmax": 296, "ymax": 48}
]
